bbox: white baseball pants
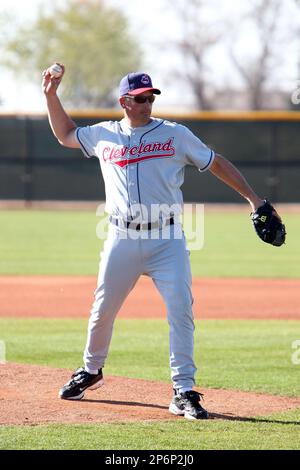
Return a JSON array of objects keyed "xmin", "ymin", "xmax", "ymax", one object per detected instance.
[{"xmin": 83, "ymin": 222, "xmax": 197, "ymax": 392}]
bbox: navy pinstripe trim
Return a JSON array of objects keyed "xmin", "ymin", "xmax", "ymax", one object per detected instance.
[
  {"xmin": 136, "ymin": 120, "xmax": 165, "ymax": 205},
  {"xmin": 119, "ymin": 121, "xmax": 135, "ymax": 219},
  {"xmin": 139, "ymin": 119, "xmax": 164, "ymax": 140},
  {"xmin": 137, "ymin": 163, "xmax": 142, "ymax": 208},
  {"xmin": 200, "ymin": 149, "xmax": 214, "ymax": 171},
  {"xmin": 76, "ymin": 127, "xmax": 95, "ymax": 157},
  {"xmin": 123, "ymin": 126, "xmax": 133, "ymax": 217}
]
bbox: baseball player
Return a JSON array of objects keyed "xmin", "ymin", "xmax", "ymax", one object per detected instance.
[{"xmin": 42, "ymin": 66, "xmax": 264, "ymax": 420}]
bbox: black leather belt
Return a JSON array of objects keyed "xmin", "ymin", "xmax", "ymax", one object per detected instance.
[{"xmin": 109, "ymin": 216, "xmax": 174, "ymax": 231}]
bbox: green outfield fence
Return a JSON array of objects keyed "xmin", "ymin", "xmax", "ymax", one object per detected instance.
[{"xmin": 0, "ymin": 110, "xmax": 299, "ymax": 202}]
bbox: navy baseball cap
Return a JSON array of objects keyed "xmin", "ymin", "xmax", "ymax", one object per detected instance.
[{"xmin": 119, "ymin": 72, "xmax": 161, "ymax": 96}]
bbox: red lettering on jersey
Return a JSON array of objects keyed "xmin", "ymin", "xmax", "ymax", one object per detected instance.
[
  {"xmin": 129, "ymin": 146, "xmax": 139, "ymax": 156},
  {"xmin": 162, "ymin": 139, "xmax": 173, "ymax": 151},
  {"xmin": 102, "ymin": 147, "xmax": 110, "ymax": 161},
  {"xmin": 152, "ymin": 143, "xmax": 162, "ymax": 151},
  {"xmin": 102, "ymin": 138, "xmax": 175, "ymax": 167},
  {"xmin": 103, "ymin": 145, "xmax": 128, "ymax": 161},
  {"xmin": 115, "ymin": 153, "xmax": 174, "ymax": 168}
]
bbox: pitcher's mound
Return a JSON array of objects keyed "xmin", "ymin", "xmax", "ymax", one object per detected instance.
[{"xmin": 1, "ymin": 363, "xmax": 299, "ymax": 425}]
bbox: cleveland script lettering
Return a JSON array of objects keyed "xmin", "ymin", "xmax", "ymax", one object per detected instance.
[{"xmin": 102, "ymin": 138, "xmax": 175, "ymax": 167}]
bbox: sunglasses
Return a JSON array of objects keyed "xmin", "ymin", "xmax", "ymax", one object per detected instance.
[{"xmin": 125, "ymin": 94, "xmax": 156, "ymax": 104}]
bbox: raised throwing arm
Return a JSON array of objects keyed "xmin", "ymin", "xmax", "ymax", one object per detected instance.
[{"xmin": 42, "ymin": 63, "xmax": 79, "ymax": 148}]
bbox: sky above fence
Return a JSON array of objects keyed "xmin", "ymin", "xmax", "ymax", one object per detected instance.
[{"xmin": 0, "ymin": 0, "xmax": 299, "ymax": 111}]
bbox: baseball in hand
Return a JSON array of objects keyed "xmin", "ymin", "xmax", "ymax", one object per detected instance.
[{"xmin": 48, "ymin": 63, "xmax": 63, "ymax": 78}]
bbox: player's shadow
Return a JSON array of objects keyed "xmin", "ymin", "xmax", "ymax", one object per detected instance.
[
  {"xmin": 82, "ymin": 399, "xmax": 300, "ymax": 425},
  {"xmin": 209, "ymin": 412, "xmax": 300, "ymax": 425},
  {"xmin": 83, "ymin": 398, "xmax": 168, "ymax": 410}
]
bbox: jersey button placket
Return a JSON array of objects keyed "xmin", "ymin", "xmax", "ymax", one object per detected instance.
[
  {"xmin": 127, "ymin": 133, "xmax": 140, "ymax": 218},
  {"xmin": 128, "ymin": 164, "xmax": 139, "ymax": 211}
]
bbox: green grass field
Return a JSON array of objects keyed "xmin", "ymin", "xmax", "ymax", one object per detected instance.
[
  {"xmin": 0, "ymin": 209, "xmax": 298, "ymax": 277},
  {"xmin": 1, "ymin": 410, "xmax": 299, "ymax": 450},
  {"xmin": 1, "ymin": 318, "xmax": 299, "ymax": 396},
  {"xmin": 0, "ymin": 208, "xmax": 299, "ymax": 450}
]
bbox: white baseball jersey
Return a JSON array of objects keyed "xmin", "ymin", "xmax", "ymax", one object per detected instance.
[{"xmin": 76, "ymin": 118, "xmax": 214, "ymax": 220}]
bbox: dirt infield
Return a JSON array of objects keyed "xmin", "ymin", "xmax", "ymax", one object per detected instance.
[
  {"xmin": 1, "ymin": 363, "xmax": 300, "ymax": 425},
  {"xmin": 0, "ymin": 275, "xmax": 299, "ymax": 319}
]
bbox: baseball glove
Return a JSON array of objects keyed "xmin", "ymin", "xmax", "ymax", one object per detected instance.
[{"xmin": 251, "ymin": 199, "xmax": 286, "ymax": 247}]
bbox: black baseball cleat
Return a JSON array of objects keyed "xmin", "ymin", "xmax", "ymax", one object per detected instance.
[
  {"xmin": 59, "ymin": 367, "xmax": 104, "ymax": 400},
  {"xmin": 169, "ymin": 389, "xmax": 209, "ymax": 420}
]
